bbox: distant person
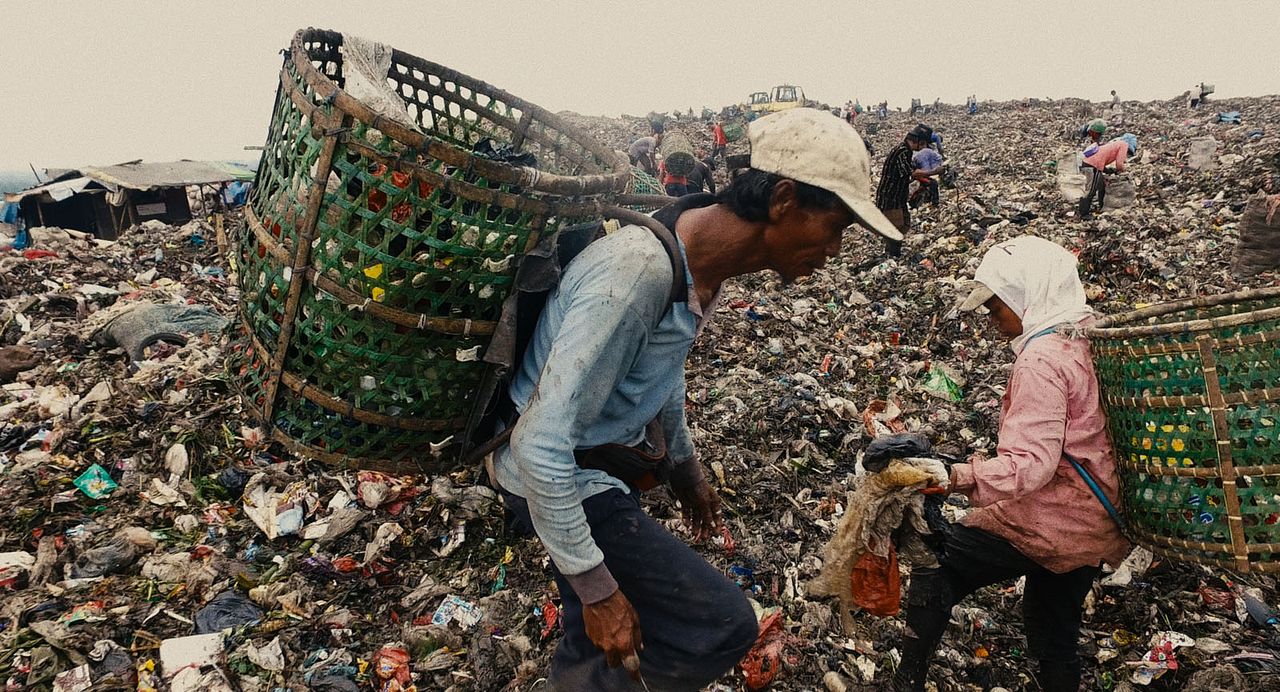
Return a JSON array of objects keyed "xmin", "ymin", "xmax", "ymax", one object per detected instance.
[
  {"xmin": 929, "ymin": 132, "xmax": 944, "ymax": 158},
  {"xmin": 628, "ymin": 134, "xmax": 662, "ymax": 176},
  {"xmin": 684, "ymin": 152, "xmax": 716, "ymax": 195},
  {"xmin": 876, "ymin": 123, "xmax": 933, "ymax": 256},
  {"xmin": 910, "ymin": 142, "xmax": 946, "ymax": 207},
  {"xmin": 1190, "ymin": 82, "xmax": 1211, "ymax": 109},
  {"xmin": 1109, "ymin": 89, "xmax": 1120, "ymax": 110},
  {"xmin": 967, "ymin": 94, "xmax": 978, "ymax": 115},
  {"xmin": 658, "ymin": 159, "xmax": 688, "ymax": 197},
  {"xmin": 1078, "ymin": 134, "xmax": 1137, "ymax": 220},
  {"xmin": 710, "ymin": 121, "xmax": 728, "ymax": 164},
  {"xmin": 1076, "ymin": 118, "xmax": 1107, "ymax": 143}
]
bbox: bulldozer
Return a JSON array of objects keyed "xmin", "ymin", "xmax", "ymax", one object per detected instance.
[{"xmin": 745, "ymin": 85, "xmax": 813, "ymax": 116}]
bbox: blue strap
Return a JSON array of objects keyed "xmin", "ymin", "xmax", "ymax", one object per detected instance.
[
  {"xmin": 1063, "ymin": 451, "xmax": 1127, "ymax": 533},
  {"xmin": 1023, "ymin": 326, "xmax": 1059, "ymax": 346}
]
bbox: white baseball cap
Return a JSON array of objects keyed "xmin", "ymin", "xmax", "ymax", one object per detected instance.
[
  {"xmin": 748, "ymin": 109, "xmax": 903, "ymax": 242},
  {"xmin": 956, "ymin": 280, "xmax": 996, "ymax": 313}
]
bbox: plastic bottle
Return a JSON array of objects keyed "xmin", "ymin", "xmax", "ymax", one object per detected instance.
[{"xmin": 1241, "ymin": 591, "xmax": 1279, "ymax": 627}]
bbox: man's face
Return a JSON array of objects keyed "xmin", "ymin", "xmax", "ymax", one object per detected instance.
[
  {"xmin": 984, "ymin": 296, "xmax": 1024, "ymax": 339},
  {"xmin": 763, "ymin": 181, "xmax": 857, "ymax": 283}
]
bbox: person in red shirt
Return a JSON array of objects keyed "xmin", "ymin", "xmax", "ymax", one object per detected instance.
[
  {"xmin": 658, "ymin": 160, "xmax": 688, "ymax": 197},
  {"xmin": 710, "ymin": 122, "xmax": 728, "ymax": 165}
]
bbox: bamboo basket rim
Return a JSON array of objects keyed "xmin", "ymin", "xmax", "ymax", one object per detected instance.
[
  {"xmin": 290, "ymin": 28, "xmax": 631, "ymax": 199},
  {"xmin": 1087, "ymin": 285, "xmax": 1280, "ymax": 340}
]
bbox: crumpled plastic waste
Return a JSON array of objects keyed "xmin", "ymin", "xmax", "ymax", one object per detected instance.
[
  {"xmin": 241, "ymin": 474, "xmax": 318, "ymax": 540},
  {"xmin": 808, "ymin": 456, "xmax": 947, "ymax": 629},
  {"xmin": 373, "ymin": 645, "xmax": 415, "ymax": 692},
  {"xmin": 1129, "ymin": 630, "xmax": 1194, "ymax": 685},
  {"xmin": 739, "ymin": 610, "xmax": 796, "ymax": 690},
  {"xmin": 195, "ymin": 589, "xmax": 263, "ymax": 633}
]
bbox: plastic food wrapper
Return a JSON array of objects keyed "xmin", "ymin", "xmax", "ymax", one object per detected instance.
[
  {"xmin": 373, "ymin": 645, "xmax": 415, "ymax": 692},
  {"xmin": 73, "ymin": 463, "xmax": 118, "ymax": 499},
  {"xmin": 431, "ymin": 594, "xmax": 483, "ymax": 629},
  {"xmin": 1129, "ymin": 631, "xmax": 1194, "ymax": 685},
  {"xmin": 537, "ymin": 599, "xmax": 560, "ymax": 639}
]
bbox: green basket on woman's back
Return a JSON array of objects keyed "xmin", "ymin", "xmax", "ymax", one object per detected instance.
[
  {"xmin": 1088, "ymin": 286, "xmax": 1280, "ymax": 573},
  {"xmin": 230, "ymin": 28, "xmax": 632, "ymax": 472}
]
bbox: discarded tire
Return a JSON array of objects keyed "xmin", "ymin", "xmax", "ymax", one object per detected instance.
[
  {"xmin": 230, "ymin": 28, "xmax": 631, "ymax": 471},
  {"xmin": 1089, "ymin": 286, "xmax": 1280, "ymax": 573}
]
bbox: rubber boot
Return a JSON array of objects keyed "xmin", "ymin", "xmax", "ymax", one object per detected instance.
[
  {"xmin": 891, "ymin": 629, "xmax": 936, "ymax": 691},
  {"xmin": 1036, "ymin": 658, "xmax": 1082, "ymax": 692}
]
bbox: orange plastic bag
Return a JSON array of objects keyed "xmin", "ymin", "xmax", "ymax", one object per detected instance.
[
  {"xmin": 851, "ymin": 544, "xmax": 901, "ymax": 616},
  {"xmin": 739, "ymin": 611, "xmax": 791, "ymax": 690}
]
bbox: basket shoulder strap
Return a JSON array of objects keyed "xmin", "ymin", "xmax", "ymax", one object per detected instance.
[{"xmin": 1063, "ymin": 449, "xmax": 1128, "ymax": 534}]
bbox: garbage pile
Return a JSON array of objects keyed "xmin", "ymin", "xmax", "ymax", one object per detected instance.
[{"xmin": 0, "ymin": 94, "xmax": 1278, "ymax": 691}]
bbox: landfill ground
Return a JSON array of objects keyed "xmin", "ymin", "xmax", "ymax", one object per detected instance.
[{"xmin": 2, "ymin": 95, "xmax": 1280, "ymax": 691}]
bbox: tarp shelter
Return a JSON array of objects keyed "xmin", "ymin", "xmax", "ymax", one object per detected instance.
[{"xmin": 3, "ymin": 160, "xmax": 253, "ymax": 240}]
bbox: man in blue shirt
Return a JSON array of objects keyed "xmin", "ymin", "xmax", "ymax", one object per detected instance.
[
  {"xmin": 495, "ymin": 109, "xmax": 902, "ymax": 690},
  {"xmin": 911, "ymin": 143, "xmax": 946, "ymax": 207}
]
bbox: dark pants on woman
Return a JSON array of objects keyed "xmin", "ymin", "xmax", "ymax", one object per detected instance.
[
  {"xmin": 894, "ymin": 525, "xmax": 1099, "ymax": 692},
  {"xmin": 504, "ymin": 489, "xmax": 758, "ymax": 691},
  {"xmin": 1077, "ymin": 164, "xmax": 1106, "ymax": 220}
]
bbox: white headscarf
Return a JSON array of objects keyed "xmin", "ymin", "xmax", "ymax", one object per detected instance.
[{"xmin": 973, "ymin": 236, "xmax": 1094, "ymax": 354}]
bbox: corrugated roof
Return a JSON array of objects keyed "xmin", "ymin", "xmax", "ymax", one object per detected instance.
[
  {"xmin": 80, "ymin": 160, "xmax": 252, "ymax": 191},
  {"xmin": 3, "ymin": 177, "xmax": 106, "ymax": 203}
]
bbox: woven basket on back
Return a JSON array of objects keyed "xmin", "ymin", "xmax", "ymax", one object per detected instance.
[
  {"xmin": 230, "ymin": 28, "xmax": 638, "ymax": 472},
  {"xmin": 658, "ymin": 131, "xmax": 696, "ymax": 176},
  {"xmin": 1088, "ymin": 286, "xmax": 1280, "ymax": 573}
]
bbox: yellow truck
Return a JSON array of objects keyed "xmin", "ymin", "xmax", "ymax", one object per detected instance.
[{"xmin": 745, "ymin": 85, "xmax": 813, "ymax": 116}]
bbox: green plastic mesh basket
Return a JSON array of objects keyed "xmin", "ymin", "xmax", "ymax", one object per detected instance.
[
  {"xmin": 1088, "ymin": 286, "xmax": 1280, "ymax": 573},
  {"xmin": 229, "ymin": 28, "xmax": 633, "ymax": 472}
]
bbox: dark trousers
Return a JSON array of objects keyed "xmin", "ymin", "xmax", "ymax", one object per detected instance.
[
  {"xmin": 505, "ymin": 489, "xmax": 758, "ymax": 691},
  {"xmin": 894, "ymin": 525, "xmax": 1099, "ymax": 692},
  {"xmin": 664, "ymin": 183, "xmax": 688, "ymax": 197},
  {"xmin": 881, "ymin": 206, "xmax": 910, "ymax": 257},
  {"xmin": 1078, "ymin": 165, "xmax": 1106, "ymax": 219}
]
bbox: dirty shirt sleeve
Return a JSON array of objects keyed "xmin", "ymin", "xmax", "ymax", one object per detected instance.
[
  {"xmin": 1113, "ymin": 145, "xmax": 1129, "ymax": 172},
  {"xmin": 952, "ymin": 359, "xmax": 1068, "ymax": 507},
  {"xmin": 508, "ymin": 279, "xmax": 664, "ymax": 604},
  {"xmin": 660, "ymin": 374, "xmax": 695, "ymax": 466},
  {"xmin": 892, "ymin": 147, "xmax": 914, "ymax": 179}
]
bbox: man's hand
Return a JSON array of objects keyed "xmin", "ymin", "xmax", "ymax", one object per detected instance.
[
  {"xmin": 669, "ymin": 460, "xmax": 724, "ymax": 542},
  {"xmin": 583, "ymin": 589, "xmax": 643, "ymax": 679}
]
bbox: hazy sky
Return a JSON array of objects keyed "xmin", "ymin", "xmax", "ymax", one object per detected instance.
[{"xmin": 2, "ymin": 1, "xmax": 1276, "ymax": 172}]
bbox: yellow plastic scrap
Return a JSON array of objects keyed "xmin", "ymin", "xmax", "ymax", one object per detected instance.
[
  {"xmin": 879, "ymin": 460, "xmax": 933, "ymax": 489},
  {"xmin": 364, "ymin": 264, "xmax": 386, "ymax": 302}
]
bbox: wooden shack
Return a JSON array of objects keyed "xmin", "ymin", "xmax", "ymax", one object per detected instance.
[{"xmin": 4, "ymin": 160, "xmax": 253, "ymax": 240}]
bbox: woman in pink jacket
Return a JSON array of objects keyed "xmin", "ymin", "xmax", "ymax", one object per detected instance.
[{"xmin": 894, "ymin": 236, "xmax": 1130, "ymax": 692}]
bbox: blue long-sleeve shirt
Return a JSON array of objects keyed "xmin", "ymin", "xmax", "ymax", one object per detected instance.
[{"xmin": 494, "ymin": 223, "xmax": 706, "ymax": 602}]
